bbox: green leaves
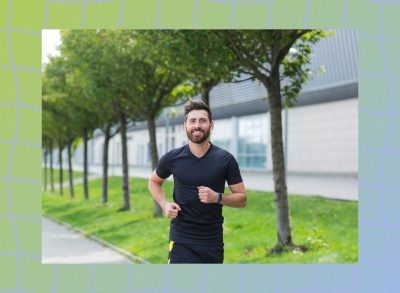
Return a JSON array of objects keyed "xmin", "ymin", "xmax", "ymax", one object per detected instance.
[
  {"xmin": 219, "ymin": 30, "xmax": 327, "ymax": 106},
  {"xmin": 43, "ymin": 29, "xmax": 328, "ymax": 149},
  {"xmin": 155, "ymin": 30, "xmax": 241, "ymax": 104},
  {"xmin": 43, "ymin": 30, "xmax": 198, "ymax": 148}
]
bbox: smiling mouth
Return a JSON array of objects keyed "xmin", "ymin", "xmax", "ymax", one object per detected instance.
[{"xmin": 192, "ymin": 130, "xmax": 203, "ymax": 135}]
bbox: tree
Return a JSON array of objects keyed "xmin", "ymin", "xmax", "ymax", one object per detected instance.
[
  {"xmin": 42, "ymin": 76, "xmax": 54, "ymax": 192},
  {"xmin": 61, "ymin": 30, "xmax": 150, "ymax": 210},
  {"xmin": 44, "ymin": 56, "xmax": 80, "ymax": 198},
  {"xmin": 42, "ymin": 120, "xmax": 56, "ymax": 193},
  {"xmin": 60, "ymin": 30, "xmax": 123, "ymax": 205},
  {"xmin": 42, "ymin": 132, "xmax": 52, "ymax": 192},
  {"xmin": 42, "ymin": 112, "xmax": 55, "ymax": 193},
  {"xmin": 42, "ymin": 144, "xmax": 48, "ymax": 191},
  {"xmin": 124, "ymin": 31, "xmax": 194, "ymax": 216},
  {"xmin": 218, "ymin": 30, "xmax": 326, "ymax": 252},
  {"xmin": 42, "ymin": 96, "xmax": 67, "ymax": 196},
  {"xmin": 92, "ymin": 30, "xmax": 145, "ymax": 211},
  {"xmin": 65, "ymin": 63, "xmax": 100, "ymax": 200}
]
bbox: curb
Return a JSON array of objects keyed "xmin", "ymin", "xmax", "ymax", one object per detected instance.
[{"xmin": 43, "ymin": 215, "xmax": 150, "ymax": 264}]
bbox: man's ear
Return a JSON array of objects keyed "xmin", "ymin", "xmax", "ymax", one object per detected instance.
[{"xmin": 210, "ymin": 120, "xmax": 214, "ymax": 131}]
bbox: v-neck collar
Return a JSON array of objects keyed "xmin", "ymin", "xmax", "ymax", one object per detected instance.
[{"xmin": 188, "ymin": 142, "xmax": 213, "ymax": 159}]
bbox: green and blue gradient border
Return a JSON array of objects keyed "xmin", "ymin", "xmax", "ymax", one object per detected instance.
[{"xmin": 1, "ymin": 0, "xmax": 399, "ymax": 292}]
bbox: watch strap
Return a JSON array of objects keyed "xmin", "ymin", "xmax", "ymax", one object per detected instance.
[{"xmin": 217, "ymin": 192, "xmax": 223, "ymax": 204}]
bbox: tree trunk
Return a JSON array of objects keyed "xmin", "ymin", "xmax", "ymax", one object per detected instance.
[
  {"xmin": 43, "ymin": 148, "xmax": 48, "ymax": 191},
  {"xmin": 58, "ymin": 146, "xmax": 63, "ymax": 196},
  {"xmin": 202, "ymin": 87, "xmax": 211, "ymax": 107},
  {"xmin": 50, "ymin": 143, "xmax": 54, "ymax": 192},
  {"xmin": 265, "ymin": 76, "xmax": 293, "ymax": 248},
  {"xmin": 120, "ymin": 113, "xmax": 130, "ymax": 211},
  {"xmin": 83, "ymin": 133, "xmax": 89, "ymax": 200},
  {"xmin": 67, "ymin": 142, "xmax": 74, "ymax": 198},
  {"xmin": 147, "ymin": 115, "xmax": 163, "ymax": 217},
  {"xmin": 102, "ymin": 126, "xmax": 111, "ymax": 204},
  {"xmin": 201, "ymin": 80, "xmax": 215, "ymax": 107}
]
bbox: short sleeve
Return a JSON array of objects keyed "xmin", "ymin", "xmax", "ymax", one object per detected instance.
[
  {"xmin": 156, "ymin": 151, "xmax": 172, "ymax": 179},
  {"xmin": 226, "ymin": 155, "xmax": 243, "ymax": 185}
]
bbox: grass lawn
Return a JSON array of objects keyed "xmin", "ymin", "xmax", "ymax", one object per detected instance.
[{"xmin": 42, "ymin": 176, "xmax": 358, "ymax": 264}]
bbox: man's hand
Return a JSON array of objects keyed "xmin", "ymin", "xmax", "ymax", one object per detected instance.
[
  {"xmin": 197, "ymin": 186, "xmax": 218, "ymax": 204},
  {"xmin": 163, "ymin": 202, "xmax": 181, "ymax": 219}
]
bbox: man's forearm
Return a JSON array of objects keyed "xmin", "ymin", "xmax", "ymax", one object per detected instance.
[
  {"xmin": 148, "ymin": 181, "xmax": 168, "ymax": 209},
  {"xmin": 220, "ymin": 192, "xmax": 246, "ymax": 208}
]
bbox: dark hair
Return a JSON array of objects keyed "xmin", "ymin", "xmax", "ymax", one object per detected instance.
[{"xmin": 184, "ymin": 99, "xmax": 212, "ymax": 121}]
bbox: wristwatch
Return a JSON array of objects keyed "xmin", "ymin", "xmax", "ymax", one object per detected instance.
[{"xmin": 217, "ymin": 192, "xmax": 223, "ymax": 204}]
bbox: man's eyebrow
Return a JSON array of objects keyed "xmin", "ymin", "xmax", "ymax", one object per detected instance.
[{"xmin": 188, "ymin": 117, "xmax": 208, "ymax": 121}]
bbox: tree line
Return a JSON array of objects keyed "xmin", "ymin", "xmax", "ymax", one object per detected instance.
[{"xmin": 42, "ymin": 29, "xmax": 326, "ymax": 252}]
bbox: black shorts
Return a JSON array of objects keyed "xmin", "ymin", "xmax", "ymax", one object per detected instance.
[{"xmin": 168, "ymin": 240, "xmax": 224, "ymax": 264}]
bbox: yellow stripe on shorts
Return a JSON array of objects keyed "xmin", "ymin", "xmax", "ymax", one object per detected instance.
[{"xmin": 168, "ymin": 240, "xmax": 174, "ymax": 264}]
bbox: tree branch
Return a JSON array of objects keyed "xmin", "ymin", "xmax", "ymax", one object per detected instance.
[
  {"xmin": 271, "ymin": 30, "xmax": 311, "ymax": 74},
  {"xmin": 218, "ymin": 31, "xmax": 268, "ymax": 85},
  {"xmin": 231, "ymin": 76, "xmax": 254, "ymax": 83}
]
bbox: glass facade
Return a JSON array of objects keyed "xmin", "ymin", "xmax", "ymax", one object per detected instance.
[
  {"xmin": 96, "ymin": 115, "xmax": 268, "ymax": 170},
  {"xmin": 211, "ymin": 118, "xmax": 231, "ymax": 152},
  {"xmin": 238, "ymin": 114, "xmax": 268, "ymax": 169}
]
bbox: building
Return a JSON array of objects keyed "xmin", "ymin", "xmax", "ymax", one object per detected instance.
[{"xmin": 68, "ymin": 30, "xmax": 358, "ymax": 200}]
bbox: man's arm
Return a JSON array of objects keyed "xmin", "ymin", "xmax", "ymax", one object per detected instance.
[
  {"xmin": 148, "ymin": 170, "xmax": 181, "ymax": 219},
  {"xmin": 197, "ymin": 182, "xmax": 247, "ymax": 208},
  {"xmin": 222, "ymin": 182, "xmax": 246, "ymax": 207}
]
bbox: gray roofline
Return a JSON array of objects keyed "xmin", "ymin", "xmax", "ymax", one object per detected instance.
[{"xmin": 128, "ymin": 80, "xmax": 358, "ymax": 131}]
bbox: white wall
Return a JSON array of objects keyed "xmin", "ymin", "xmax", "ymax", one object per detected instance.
[{"xmin": 287, "ymin": 98, "xmax": 358, "ymax": 173}]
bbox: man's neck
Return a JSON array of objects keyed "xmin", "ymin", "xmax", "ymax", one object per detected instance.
[{"xmin": 188, "ymin": 140, "xmax": 211, "ymax": 158}]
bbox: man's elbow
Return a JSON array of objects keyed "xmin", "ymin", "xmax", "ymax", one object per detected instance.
[
  {"xmin": 239, "ymin": 193, "xmax": 247, "ymax": 208},
  {"xmin": 148, "ymin": 179, "xmax": 156, "ymax": 191},
  {"xmin": 148, "ymin": 177, "xmax": 163, "ymax": 191}
]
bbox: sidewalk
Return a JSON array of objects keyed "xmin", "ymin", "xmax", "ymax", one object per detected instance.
[{"xmin": 42, "ymin": 217, "xmax": 137, "ymax": 264}]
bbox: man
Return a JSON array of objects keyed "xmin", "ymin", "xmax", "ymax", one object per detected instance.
[{"xmin": 148, "ymin": 99, "xmax": 246, "ymax": 264}]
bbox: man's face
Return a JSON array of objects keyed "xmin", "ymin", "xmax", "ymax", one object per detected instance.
[{"xmin": 184, "ymin": 110, "xmax": 214, "ymax": 144}]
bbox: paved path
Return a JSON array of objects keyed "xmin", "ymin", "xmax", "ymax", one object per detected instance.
[{"xmin": 42, "ymin": 218, "xmax": 134, "ymax": 264}]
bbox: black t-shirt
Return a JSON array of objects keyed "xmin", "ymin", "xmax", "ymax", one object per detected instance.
[{"xmin": 156, "ymin": 142, "xmax": 243, "ymax": 245}]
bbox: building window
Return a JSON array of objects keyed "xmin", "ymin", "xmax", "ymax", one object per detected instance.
[
  {"xmin": 211, "ymin": 119, "xmax": 231, "ymax": 152},
  {"xmin": 96, "ymin": 142, "xmax": 103, "ymax": 165},
  {"xmin": 171, "ymin": 126, "xmax": 175, "ymax": 149},
  {"xmin": 238, "ymin": 115, "xmax": 267, "ymax": 169},
  {"xmin": 147, "ymin": 142, "xmax": 151, "ymax": 164},
  {"xmin": 171, "ymin": 136, "xmax": 175, "ymax": 150}
]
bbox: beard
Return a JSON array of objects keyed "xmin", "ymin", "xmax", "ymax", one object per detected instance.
[{"xmin": 186, "ymin": 127, "xmax": 211, "ymax": 144}]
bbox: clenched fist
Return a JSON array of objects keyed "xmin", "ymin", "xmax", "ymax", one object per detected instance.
[
  {"xmin": 163, "ymin": 202, "xmax": 181, "ymax": 219},
  {"xmin": 197, "ymin": 186, "xmax": 218, "ymax": 204}
]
